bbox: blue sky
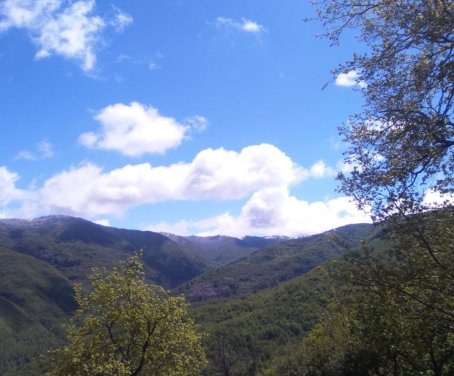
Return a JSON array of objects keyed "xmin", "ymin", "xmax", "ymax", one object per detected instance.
[{"xmin": 0, "ymin": 0, "xmax": 371, "ymax": 237}]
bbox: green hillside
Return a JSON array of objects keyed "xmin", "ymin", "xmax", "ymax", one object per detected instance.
[
  {"xmin": 165, "ymin": 233, "xmax": 285, "ymax": 267},
  {"xmin": 0, "ymin": 216, "xmax": 210, "ymax": 375},
  {"xmin": 0, "ymin": 217, "xmax": 380, "ymax": 375},
  {"xmin": 0, "ymin": 216, "xmax": 206, "ymax": 287},
  {"xmin": 191, "ymin": 264, "xmax": 336, "ymax": 375},
  {"xmin": 0, "ymin": 246, "xmax": 75, "ymax": 375},
  {"xmin": 181, "ymin": 223, "xmax": 382, "ymax": 300}
]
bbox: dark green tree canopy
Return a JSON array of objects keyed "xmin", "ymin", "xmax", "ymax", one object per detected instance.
[{"xmin": 313, "ymin": 0, "xmax": 453, "ymax": 219}]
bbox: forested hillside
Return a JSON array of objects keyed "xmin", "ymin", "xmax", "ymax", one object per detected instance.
[
  {"xmin": 0, "ymin": 215, "xmax": 378, "ymax": 374},
  {"xmin": 0, "ymin": 216, "xmax": 207, "ymax": 373},
  {"xmin": 181, "ymin": 223, "xmax": 382, "ymax": 300}
]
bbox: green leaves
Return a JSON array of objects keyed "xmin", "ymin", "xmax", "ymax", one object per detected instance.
[
  {"xmin": 47, "ymin": 254, "xmax": 206, "ymax": 376},
  {"xmin": 311, "ymin": 0, "xmax": 454, "ymax": 220}
]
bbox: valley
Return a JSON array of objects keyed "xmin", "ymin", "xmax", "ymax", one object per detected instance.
[{"xmin": 0, "ymin": 215, "xmax": 379, "ymax": 375}]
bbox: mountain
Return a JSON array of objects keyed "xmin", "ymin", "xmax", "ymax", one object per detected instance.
[
  {"xmin": 0, "ymin": 215, "xmax": 206, "ymax": 287},
  {"xmin": 164, "ymin": 233, "xmax": 286, "ymax": 266},
  {"xmin": 0, "ymin": 245, "xmax": 76, "ymax": 374},
  {"xmin": 190, "ymin": 224, "xmax": 389, "ymax": 374},
  {"xmin": 181, "ymin": 223, "xmax": 384, "ymax": 300},
  {"xmin": 0, "ymin": 215, "xmax": 208, "ymax": 375},
  {"xmin": 0, "ymin": 216, "xmax": 380, "ymax": 375}
]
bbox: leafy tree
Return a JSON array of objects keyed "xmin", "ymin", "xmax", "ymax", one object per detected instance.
[
  {"xmin": 287, "ymin": 3, "xmax": 454, "ymax": 362},
  {"xmin": 310, "ymin": 0, "xmax": 454, "ymax": 325},
  {"xmin": 277, "ymin": 244, "xmax": 454, "ymax": 375},
  {"xmin": 312, "ymin": 0, "xmax": 453, "ymax": 220},
  {"xmin": 46, "ymin": 255, "xmax": 206, "ymax": 376}
]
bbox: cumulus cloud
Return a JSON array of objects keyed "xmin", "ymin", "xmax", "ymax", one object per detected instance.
[
  {"xmin": 0, "ymin": 0, "xmax": 132, "ymax": 71},
  {"xmin": 36, "ymin": 144, "xmax": 304, "ymax": 216},
  {"xmin": 79, "ymin": 102, "xmax": 193, "ymax": 156},
  {"xmin": 335, "ymin": 70, "xmax": 366, "ymax": 88},
  {"xmin": 307, "ymin": 160, "xmax": 336, "ymax": 179},
  {"xmin": 2, "ymin": 144, "xmax": 355, "ymax": 235},
  {"xmin": 423, "ymin": 189, "xmax": 454, "ymax": 208},
  {"xmin": 215, "ymin": 17, "xmax": 265, "ymax": 34},
  {"xmin": 145, "ymin": 189, "xmax": 371, "ymax": 237},
  {"xmin": 0, "ymin": 166, "xmax": 20, "ymax": 205}
]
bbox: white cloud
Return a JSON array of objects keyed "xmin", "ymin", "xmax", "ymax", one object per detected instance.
[
  {"xmin": 0, "ymin": 0, "xmax": 60, "ymax": 30},
  {"xmin": 183, "ymin": 144, "xmax": 303, "ymax": 200},
  {"xmin": 93, "ymin": 218, "xmax": 110, "ymax": 226},
  {"xmin": 145, "ymin": 220, "xmax": 192, "ymax": 236},
  {"xmin": 37, "ymin": 140, "xmax": 54, "ymax": 158},
  {"xmin": 15, "ymin": 150, "xmax": 36, "ymax": 161},
  {"xmin": 240, "ymin": 19, "xmax": 263, "ymax": 33},
  {"xmin": 308, "ymin": 160, "xmax": 336, "ymax": 178},
  {"xmin": 423, "ymin": 189, "xmax": 454, "ymax": 208},
  {"xmin": 2, "ymin": 143, "xmax": 352, "ymax": 236},
  {"xmin": 0, "ymin": 0, "xmax": 132, "ymax": 71},
  {"xmin": 148, "ymin": 62, "xmax": 159, "ymax": 71},
  {"xmin": 145, "ymin": 189, "xmax": 371, "ymax": 237},
  {"xmin": 184, "ymin": 115, "xmax": 209, "ymax": 133},
  {"xmin": 79, "ymin": 102, "xmax": 192, "ymax": 156},
  {"xmin": 335, "ymin": 70, "xmax": 366, "ymax": 88},
  {"xmin": 110, "ymin": 6, "xmax": 132, "ymax": 32},
  {"xmin": 21, "ymin": 144, "xmax": 303, "ymax": 217},
  {"xmin": 215, "ymin": 17, "xmax": 265, "ymax": 34},
  {"xmin": 0, "ymin": 166, "xmax": 20, "ymax": 205}
]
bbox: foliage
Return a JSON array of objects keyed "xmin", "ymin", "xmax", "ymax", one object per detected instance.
[
  {"xmin": 182, "ymin": 223, "xmax": 379, "ymax": 300},
  {"xmin": 167, "ymin": 234, "xmax": 283, "ymax": 267},
  {"xmin": 0, "ymin": 246, "xmax": 75, "ymax": 375},
  {"xmin": 191, "ymin": 262, "xmax": 339, "ymax": 375},
  {"xmin": 312, "ymin": 0, "xmax": 454, "ymax": 220},
  {"xmin": 0, "ymin": 216, "xmax": 206, "ymax": 287},
  {"xmin": 46, "ymin": 255, "xmax": 206, "ymax": 376},
  {"xmin": 277, "ymin": 242, "xmax": 454, "ymax": 375},
  {"xmin": 287, "ymin": 2, "xmax": 454, "ymax": 374}
]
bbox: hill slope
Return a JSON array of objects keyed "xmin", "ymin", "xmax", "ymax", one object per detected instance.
[
  {"xmin": 165, "ymin": 233, "xmax": 286, "ymax": 266},
  {"xmin": 0, "ymin": 216, "xmax": 209, "ymax": 375},
  {"xmin": 182, "ymin": 223, "xmax": 382, "ymax": 300},
  {"xmin": 0, "ymin": 215, "xmax": 206, "ymax": 287}
]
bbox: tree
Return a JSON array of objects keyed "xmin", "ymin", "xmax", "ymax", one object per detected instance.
[
  {"xmin": 281, "ymin": 5, "xmax": 454, "ymax": 373},
  {"xmin": 46, "ymin": 255, "xmax": 206, "ymax": 376},
  {"xmin": 311, "ymin": 0, "xmax": 454, "ymax": 327},
  {"xmin": 312, "ymin": 0, "xmax": 453, "ymax": 220}
]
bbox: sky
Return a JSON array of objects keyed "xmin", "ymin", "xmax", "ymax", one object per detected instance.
[{"xmin": 0, "ymin": 0, "xmax": 372, "ymax": 237}]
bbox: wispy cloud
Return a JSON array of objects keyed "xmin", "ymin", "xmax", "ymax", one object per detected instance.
[
  {"xmin": 214, "ymin": 17, "xmax": 265, "ymax": 34},
  {"xmin": 15, "ymin": 140, "xmax": 55, "ymax": 161},
  {"xmin": 148, "ymin": 62, "xmax": 159, "ymax": 71},
  {"xmin": 184, "ymin": 115, "xmax": 209, "ymax": 134},
  {"xmin": 110, "ymin": 6, "xmax": 132, "ymax": 32},
  {"xmin": 0, "ymin": 0, "xmax": 132, "ymax": 71}
]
